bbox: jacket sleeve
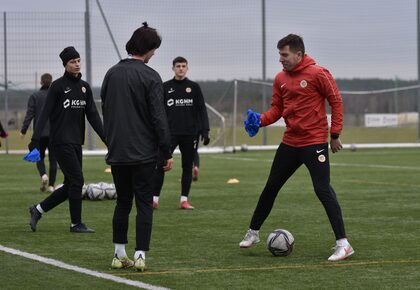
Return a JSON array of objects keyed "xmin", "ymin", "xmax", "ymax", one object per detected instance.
[
  {"xmin": 21, "ymin": 94, "xmax": 36, "ymax": 134},
  {"xmin": 148, "ymin": 79, "xmax": 172, "ymax": 160},
  {"xmin": 195, "ymin": 84, "xmax": 210, "ymax": 134},
  {"xmin": 317, "ymin": 68, "xmax": 343, "ymax": 135},
  {"xmin": 32, "ymin": 85, "xmax": 57, "ymax": 141},
  {"xmin": 260, "ymin": 76, "xmax": 284, "ymax": 127},
  {"xmin": 85, "ymin": 83, "xmax": 106, "ymax": 143},
  {"xmin": 100, "ymin": 71, "xmax": 109, "ymax": 115},
  {"xmin": 0, "ymin": 120, "xmax": 5, "ymax": 134}
]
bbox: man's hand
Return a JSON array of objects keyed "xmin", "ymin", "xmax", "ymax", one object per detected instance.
[
  {"xmin": 20, "ymin": 132, "xmax": 25, "ymax": 139},
  {"xmin": 163, "ymin": 158, "xmax": 174, "ymax": 172},
  {"xmin": 201, "ymin": 132, "xmax": 210, "ymax": 146},
  {"xmin": 244, "ymin": 109, "xmax": 261, "ymax": 137},
  {"xmin": 330, "ymin": 138, "xmax": 343, "ymax": 153}
]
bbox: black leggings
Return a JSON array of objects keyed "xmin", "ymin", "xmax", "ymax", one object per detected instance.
[
  {"xmin": 40, "ymin": 144, "xmax": 84, "ymax": 225},
  {"xmin": 154, "ymin": 135, "xmax": 195, "ymax": 197},
  {"xmin": 250, "ymin": 143, "xmax": 346, "ymax": 240},
  {"xmin": 111, "ymin": 162, "xmax": 155, "ymax": 251}
]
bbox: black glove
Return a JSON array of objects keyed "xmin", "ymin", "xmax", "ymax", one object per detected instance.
[
  {"xmin": 201, "ymin": 132, "xmax": 210, "ymax": 146},
  {"xmin": 28, "ymin": 139, "xmax": 40, "ymax": 152}
]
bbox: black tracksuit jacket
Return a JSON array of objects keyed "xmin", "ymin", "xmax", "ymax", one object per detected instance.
[
  {"xmin": 101, "ymin": 58, "xmax": 171, "ymax": 165},
  {"xmin": 21, "ymin": 85, "xmax": 50, "ymax": 137},
  {"xmin": 163, "ymin": 78, "xmax": 209, "ymax": 136},
  {"xmin": 32, "ymin": 71, "xmax": 105, "ymax": 145}
]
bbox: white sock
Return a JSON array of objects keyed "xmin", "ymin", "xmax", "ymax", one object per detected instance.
[
  {"xmin": 180, "ymin": 196, "xmax": 188, "ymax": 202},
  {"xmin": 336, "ymin": 238, "xmax": 349, "ymax": 247},
  {"xmin": 36, "ymin": 204, "xmax": 44, "ymax": 214},
  {"xmin": 114, "ymin": 243, "xmax": 127, "ymax": 258},
  {"xmin": 71, "ymin": 223, "xmax": 77, "ymax": 227},
  {"xmin": 153, "ymin": 196, "xmax": 159, "ymax": 203},
  {"xmin": 134, "ymin": 250, "xmax": 146, "ymax": 260}
]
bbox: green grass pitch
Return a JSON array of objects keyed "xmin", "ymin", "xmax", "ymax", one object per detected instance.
[{"xmin": 1, "ymin": 148, "xmax": 420, "ymax": 289}]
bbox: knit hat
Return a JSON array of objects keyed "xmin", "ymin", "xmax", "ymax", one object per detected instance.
[{"xmin": 59, "ymin": 46, "xmax": 80, "ymax": 66}]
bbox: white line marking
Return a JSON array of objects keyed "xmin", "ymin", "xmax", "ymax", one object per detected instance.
[
  {"xmin": 330, "ymin": 162, "xmax": 420, "ymax": 171},
  {"xmin": 0, "ymin": 244, "xmax": 170, "ymax": 290},
  {"xmin": 210, "ymin": 156, "xmax": 420, "ymax": 170}
]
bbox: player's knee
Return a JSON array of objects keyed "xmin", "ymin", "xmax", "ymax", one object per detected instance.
[{"xmin": 69, "ymin": 175, "xmax": 84, "ymax": 191}]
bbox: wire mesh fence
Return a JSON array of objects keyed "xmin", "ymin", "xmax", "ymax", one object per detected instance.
[{"xmin": 1, "ymin": 0, "xmax": 419, "ymax": 152}]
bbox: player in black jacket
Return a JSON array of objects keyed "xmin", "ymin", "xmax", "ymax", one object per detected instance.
[
  {"xmin": 28, "ymin": 46, "xmax": 105, "ymax": 234},
  {"xmin": 153, "ymin": 56, "xmax": 210, "ymax": 210},
  {"xmin": 0, "ymin": 120, "xmax": 8, "ymax": 147},
  {"xmin": 21, "ymin": 73, "xmax": 57, "ymax": 193},
  {"xmin": 101, "ymin": 22, "xmax": 173, "ymax": 272}
]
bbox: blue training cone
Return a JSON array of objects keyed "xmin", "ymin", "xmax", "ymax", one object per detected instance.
[{"xmin": 23, "ymin": 149, "xmax": 41, "ymax": 162}]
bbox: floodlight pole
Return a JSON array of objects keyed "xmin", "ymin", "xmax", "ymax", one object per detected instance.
[
  {"xmin": 233, "ymin": 80, "xmax": 238, "ymax": 152},
  {"xmin": 3, "ymin": 12, "xmax": 9, "ymax": 153},
  {"xmin": 85, "ymin": 0, "xmax": 95, "ymax": 150},
  {"xmin": 261, "ymin": 0, "xmax": 268, "ymax": 145}
]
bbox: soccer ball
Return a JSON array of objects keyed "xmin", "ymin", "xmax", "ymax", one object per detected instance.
[
  {"xmin": 104, "ymin": 184, "xmax": 117, "ymax": 199},
  {"xmin": 81, "ymin": 184, "xmax": 88, "ymax": 199},
  {"xmin": 86, "ymin": 184, "xmax": 106, "ymax": 200},
  {"xmin": 267, "ymin": 229, "xmax": 294, "ymax": 256}
]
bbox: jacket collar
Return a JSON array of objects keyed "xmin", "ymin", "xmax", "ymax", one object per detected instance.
[
  {"xmin": 287, "ymin": 54, "xmax": 316, "ymax": 73},
  {"xmin": 64, "ymin": 71, "xmax": 82, "ymax": 82}
]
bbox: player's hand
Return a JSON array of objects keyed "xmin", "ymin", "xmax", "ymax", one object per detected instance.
[
  {"xmin": 28, "ymin": 139, "xmax": 40, "ymax": 152},
  {"xmin": 330, "ymin": 138, "xmax": 343, "ymax": 153},
  {"xmin": 201, "ymin": 132, "xmax": 210, "ymax": 146},
  {"xmin": 20, "ymin": 132, "xmax": 25, "ymax": 139},
  {"xmin": 244, "ymin": 109, "xmax": 261, "ymax": 137},
  {"xmin": 163, "ymin": 158, "xmax": 174, "ymax": 172}
]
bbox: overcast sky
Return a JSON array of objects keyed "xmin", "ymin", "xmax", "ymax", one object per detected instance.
[{"xmin": 0, "ymin": 0, "xmax": 418, "ymax": 87}]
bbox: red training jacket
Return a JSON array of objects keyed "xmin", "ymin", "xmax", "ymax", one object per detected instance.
[{"xmin": 260, "ymin": 54, "xmax": 343, "ymax": 147}]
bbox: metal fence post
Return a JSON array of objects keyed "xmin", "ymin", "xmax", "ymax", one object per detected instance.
[
  {"xmin": 233, "ymin": 79, "xmax": 238, "ymax": 152},
  {"xmin": 3, "ymin": 12, "xmax": 9, "ymax": 154}
]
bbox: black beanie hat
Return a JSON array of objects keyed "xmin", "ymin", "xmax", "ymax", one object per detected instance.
[{"xmin": 59, "ymin": 46, "xmax": 80, "ymax": 66}]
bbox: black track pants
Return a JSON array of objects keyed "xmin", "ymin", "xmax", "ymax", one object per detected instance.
[
  {"xmin": 111, "ymin": 162, "xmax": 155, "ymax": 251},
  {"xmin": 249, "ymin": 143, "xmax": 346, "ymax": 240},
  {"xmin": 154, "ymin": 135, "xmax": 195, "ymax": 197},
  {"xmin": 37, "ymin": 136, "xmax": 57, "ymax": 186},
  {"xmin": 40, "ymin": 144, "xmax": 84, "ymax": 225}
]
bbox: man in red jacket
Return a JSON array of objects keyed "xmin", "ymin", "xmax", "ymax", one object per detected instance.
[{"xmin": 240, "ymin": 34, "xmax": 354, "ymax": 261}]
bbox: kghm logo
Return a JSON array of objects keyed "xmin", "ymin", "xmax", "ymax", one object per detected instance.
[
  {"xmin": 167, "ymin": 99, "xmax": 174, "ymax": 106},
  {"xmin": 175, "ymin": 99, "xmax": 193, "ymax": 105},
  {"xmin": 71, "ymin": 100, "xmax": 86, "ymax": 106},
  {"xmin": 64, "ymin": 99, "xmax": 86, "ymax": 109}
]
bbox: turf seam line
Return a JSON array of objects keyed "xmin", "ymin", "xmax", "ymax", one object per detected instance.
[
  {"xmin": 111, "ymin": 259, "xmax": 420, "ymax": 276},
  {"xmin": 0, "ymin": 244, "xmax": 170, "ymax": 290}
]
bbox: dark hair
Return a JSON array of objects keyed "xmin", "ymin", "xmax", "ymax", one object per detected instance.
[
  {"xmin": 277, "ymin": 34, "xmax": 305, "ymax": 55},
  {"xmin": 172, "ymin": 56, "xmax": 188, "ymax": 66},
  {"xmin": 126, "ymin": 22, "xmax": 161, "ymax": 56},
  {"xmin": 41, "ymin": 73, "xmax": 52, "ymax": 86}
]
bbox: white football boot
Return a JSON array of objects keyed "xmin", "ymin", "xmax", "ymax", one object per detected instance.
[
  {"xmin": 239, "ymin": 229, "xmax": 260, "ymax": 248},
  {"xmin": 134, "ymin": 255, "xmax": 146, "ymax": 272},
  {"xmin": 328, "ymin": 244, "xmax": 354, "ymax": 261}
]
